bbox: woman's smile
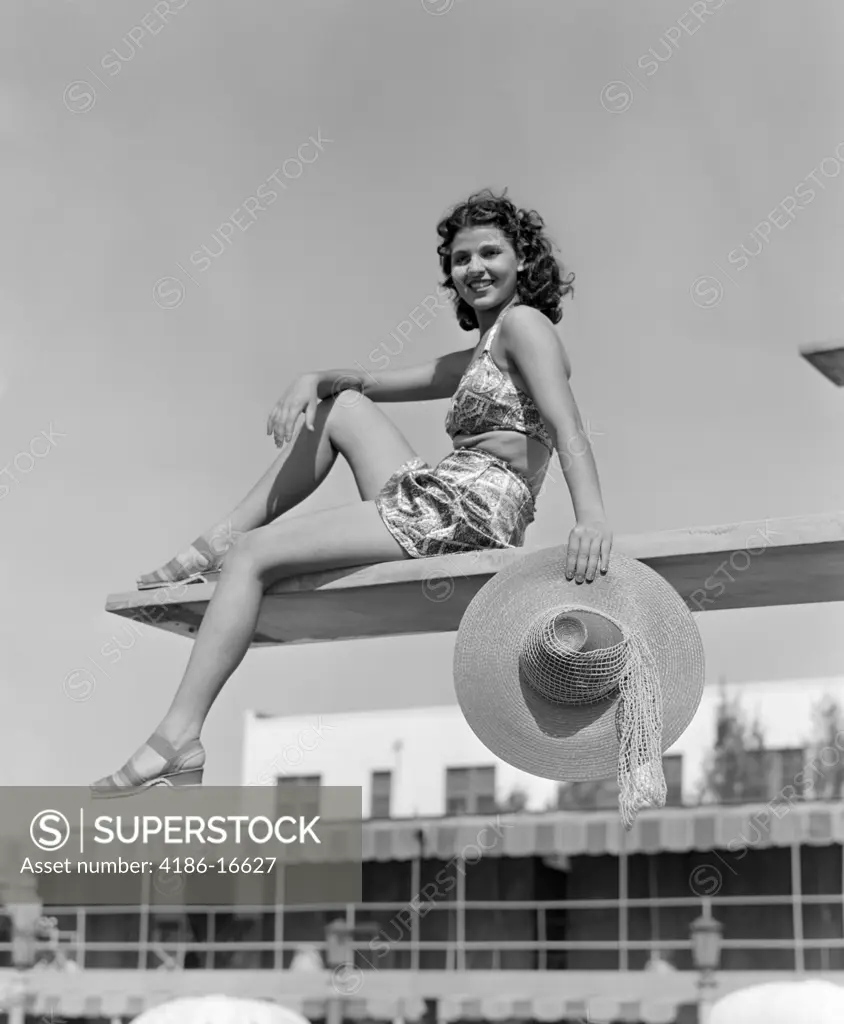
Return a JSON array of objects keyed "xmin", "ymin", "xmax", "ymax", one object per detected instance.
[{"xmin": 450, "ymin": 226, "xmax": 521, "ymax": 314}]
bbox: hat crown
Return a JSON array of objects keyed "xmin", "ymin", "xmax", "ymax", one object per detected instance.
[{"xmin": 520, "ymin": 608, "xmax": 627, "ymax": 706}]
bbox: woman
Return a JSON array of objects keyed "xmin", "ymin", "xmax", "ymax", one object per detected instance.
[{"xmin": 90, "ymin": 189, "xmax": 613, "ymax": 795}]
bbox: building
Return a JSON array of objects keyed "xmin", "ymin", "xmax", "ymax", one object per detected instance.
[
  {"xmin": 242, "ymin": 676, "xmax": 844, "ymax": 811},
  {"xmin": 2, "ymin": 677, "xmax": 844, "ymax": 1023}
]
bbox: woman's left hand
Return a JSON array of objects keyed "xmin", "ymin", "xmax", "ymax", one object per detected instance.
[{"xmin": 565, "ymin": 517, "xmax": 613, "ymax": 583}]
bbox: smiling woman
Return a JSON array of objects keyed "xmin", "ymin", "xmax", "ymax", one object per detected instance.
[{"xmin": 91, "ymin": 188, "xmax": 614, "ymax": 796}]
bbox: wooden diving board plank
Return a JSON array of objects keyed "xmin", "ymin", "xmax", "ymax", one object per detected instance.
[
  {"xmin": 104, "ymin": 511, "xmax": 844, "ymax": 647},
  {"xmin": 800, "ymin": 340, "xmax": 844, "ymax": 385}
]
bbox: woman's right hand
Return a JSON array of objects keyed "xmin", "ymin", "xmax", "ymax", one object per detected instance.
[{"xmin": 266, "ymin": 372, "xmax": 320, "ymax": 448}]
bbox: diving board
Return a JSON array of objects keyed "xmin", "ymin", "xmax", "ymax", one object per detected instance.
[
  {"xmin": 800, "ymin": 339, "xmax": 844, "ymax": 385},
  {"xmin": 104, "ymin": 511, "xmax": 844, "ymax": 647}
]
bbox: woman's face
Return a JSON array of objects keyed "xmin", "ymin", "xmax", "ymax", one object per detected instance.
[{"xmin": 450, "ymin": 226, "xmax": 523, "ymax": 313}]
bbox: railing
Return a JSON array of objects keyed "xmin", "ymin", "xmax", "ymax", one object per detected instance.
[{"xmin": 1, "ymin": 894, "xmax": 842, "ymax": 971}]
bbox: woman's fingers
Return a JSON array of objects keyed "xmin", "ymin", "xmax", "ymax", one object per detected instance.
[
  {"xmin": 565, "ymin": 525, "xmax": 612, "ymax": 583},
  {"xmin": 583, "ymin": 536, "xmax": 601, "ymax": 582},
  {"xmin": 283, "ymin": 404, "xmax": 300, "ymax": 444},
  {"xmin": 600, "ymin": 534, "xmax": 612, "ymax": 574},
  {"xmin": 270, "ymin": 404, "xmax": 286, "ymax": 447},
  {"xmin": 565, "ymin": 532, "xmax": 580, "ymax": 580},
  {"xmin": 269, "ymin": 384, "xmax": 319, "ymax": 445},
  {"xmin": 575, "ymin": 538, "xmax": 591, "ymax": 582}
]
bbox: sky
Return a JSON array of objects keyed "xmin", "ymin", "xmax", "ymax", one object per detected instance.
[{"xmin": 1, "ymin": 0, "xmax": 843, "ymax": 789}]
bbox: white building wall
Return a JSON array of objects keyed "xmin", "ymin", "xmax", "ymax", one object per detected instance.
[{"xmin": 241, "ymin": 677, "xmax": 844, "ymax": 815}]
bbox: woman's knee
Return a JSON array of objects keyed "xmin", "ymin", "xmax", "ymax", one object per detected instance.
[
  {"xmin": 321, "ymin": 390, "xmax": 378, "ymax": 441},
  {"xmin": 221, "ymin": 530, "xmax": 268, "ymax": 578},
  {"xmin": 323, "ymin": 388, "xmax": 375, "ymax": 416}
]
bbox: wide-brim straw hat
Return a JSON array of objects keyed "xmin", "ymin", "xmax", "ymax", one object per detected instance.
[{"xmin": 453, "ymin": 548, "xmax": 705, "ymax": 829}]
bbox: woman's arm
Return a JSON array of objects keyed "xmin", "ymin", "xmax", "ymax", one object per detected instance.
[
  {"xmin": 268, "ymin": 348, "xmax": 474, "ymax": 447},
  {"xmin": 313, "ymin": 347, "xmax": 474, "ymax": 403},
  {"xmin": 500, "ymin": 305, "xmax": 613, "ymax": 580}
]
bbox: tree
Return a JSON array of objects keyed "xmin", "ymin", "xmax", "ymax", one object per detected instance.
[
  {"xmin": 500, "ymin": 785, "xmax": 530, "ymax": 812},
  {"xmin": 806, "ymin": 695, "xmax": 844, "ymax": 800},
  {"xmin": 697, "ymin": 679, "xmax": 767, "ymax": 804}
]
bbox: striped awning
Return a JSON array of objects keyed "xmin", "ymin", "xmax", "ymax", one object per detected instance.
[
  {"xmin": 360, "ymin": 801, "xmax": 844, "ymax": 861},
  {"xmin": 30, "ymin": 988, "xmax": 150, "ymax": 1019},
  {"xmin": 26, "ymin": 995, "xmax": 428, "ymax": 1019},
  {"xmin": 21, "ymin": 988, "xmax": 686, "ymax": 1023},
  {"xmin": 24, "ymin": 989, "xmax": 427, "ymax": 1021},
  {"xmin": 1, "ymin": 968, "xmax": 697, "ymax": 1021},
  {"xmin": 437, "ymin": 994, "xmax": 681, "ymax": 1023},
  {"xmin": 312, "ymin": 996, "xmax": 427, "ymax": 1020}
]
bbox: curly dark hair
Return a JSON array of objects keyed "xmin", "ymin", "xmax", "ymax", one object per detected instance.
[{"xmin": 435, "ymin": 188, "xmax": 575, "ymax": 331}]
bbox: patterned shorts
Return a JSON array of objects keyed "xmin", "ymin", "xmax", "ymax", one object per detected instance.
[{"xmin": 374, "ymin": 447, "xmax": 536, "ymax": 559}]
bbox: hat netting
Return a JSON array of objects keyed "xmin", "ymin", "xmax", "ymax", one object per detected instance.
[{"xmin": 520, "ymin": 607, "xmax": 667, "ymax": 830}]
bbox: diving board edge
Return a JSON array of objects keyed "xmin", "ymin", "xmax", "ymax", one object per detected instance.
[{"xmin": 105, "ymin": 510, "xmax": 844, "ymax": 646}]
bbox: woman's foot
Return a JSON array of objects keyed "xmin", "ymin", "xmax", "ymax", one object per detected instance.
[
  {"xmin": 136, "ymin": 523, "xmax": 242, "ymax": 590},
  {"xmin": 89, "ymin": 731, "xmax": 206, "ymax": 798}
]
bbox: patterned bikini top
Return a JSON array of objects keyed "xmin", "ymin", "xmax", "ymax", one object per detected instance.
[{"xmin": 444, "ymin": 303, "xmax": 555, "ymax": 451}]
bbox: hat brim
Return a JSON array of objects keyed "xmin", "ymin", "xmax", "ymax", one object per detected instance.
[{"xmin": 453, "ymin": 549, "xmax": 705, "ymax": 781}]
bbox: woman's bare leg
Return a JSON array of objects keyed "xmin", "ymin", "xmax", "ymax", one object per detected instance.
[
  {"xmin": 93, "ymin": 500, "xmax": 410, "ymax": 789},
  {"xmin": 137, "ymin": 393, "xmax": 421, "ymax": 586}
]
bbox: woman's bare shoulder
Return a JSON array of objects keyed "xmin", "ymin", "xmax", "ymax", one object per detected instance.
[{"xmin": 501, "ymin": 305, "xmax": 572, "ymax": 379}]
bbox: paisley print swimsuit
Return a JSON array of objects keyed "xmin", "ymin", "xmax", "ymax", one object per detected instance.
[{"xmin": 374, "ymin": 303, "xmax": 553, "ymax": 559}]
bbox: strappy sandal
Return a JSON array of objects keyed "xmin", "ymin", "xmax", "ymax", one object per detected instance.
[{"xmin": 89, "ymin": 733, "xmax": 206, "ymax": 798}]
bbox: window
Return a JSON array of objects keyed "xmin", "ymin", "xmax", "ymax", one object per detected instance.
[
  {"xmin": 662, "ymin": 755, "xmax": 683, "ymax": 806},
  {"xmin": 445, "ymin": 766, "xmax": 496, "ymax": 815},
  {"xmin": 446, "ymin": 794, "xmax": 468, "ymax": 816},
  {"xmin": 276, "ymin": 774, "xmax": 321, "ymax": 787},
  {"xmin": 276, "ymin": 774, "xmax": 321, "ymax": 818},
  {"xmin": 371, "ymin": 771, "xmax": 392, "ymax": 819}
]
